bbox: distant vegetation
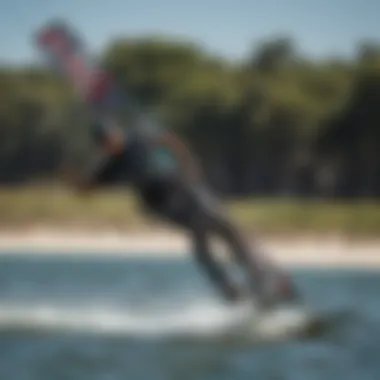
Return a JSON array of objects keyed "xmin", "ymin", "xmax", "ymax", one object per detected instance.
[{"xmin": 0, "ymin": 35, "xmax": 380, "ymax": 200}]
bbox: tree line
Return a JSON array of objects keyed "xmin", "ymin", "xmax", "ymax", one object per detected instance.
[{"xmin": 0, "ymin": 36, "xmax": 379, "ymax": 198}]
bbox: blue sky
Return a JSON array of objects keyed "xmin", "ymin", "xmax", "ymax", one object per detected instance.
[{"xmin": 0, "ymin": 0, "xmax": 379, "ymax": 64}]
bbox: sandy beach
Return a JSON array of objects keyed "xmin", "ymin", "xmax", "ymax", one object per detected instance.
[{"xmin": 0, "ymin": 227, "xmax": 379, "ymax": 268}]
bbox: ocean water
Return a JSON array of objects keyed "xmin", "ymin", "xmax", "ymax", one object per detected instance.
[{"xmin": 0, "ymin": 254, "xmax": 379, "ymax": 380}]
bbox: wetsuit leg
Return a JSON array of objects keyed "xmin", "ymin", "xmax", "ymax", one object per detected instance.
[
  {"xmin": 194, "ymin": 191, "xmax": 266, "ymax": 299},
  {"xmin": 207, "ymin": 209, "xmax": 300, "ymax": 305},
  {"xmin": 136, "ymin": 178, "xmax": 243, "ymax": 302},
  {"xmin": 136, "ymin": 178, "xmax": 298, "ymax": 305},
  {"xmin": 189, "ymin": 213, "xmax": 243, "ymax": 303},
  {"xmin": 192, "ymin": 184, "xmax": 300, "ymax": 306}
]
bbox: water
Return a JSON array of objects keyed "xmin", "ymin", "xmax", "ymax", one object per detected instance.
[{"xmin": 0, "ymin": 254, "xmax": 379, "ymax": 380}]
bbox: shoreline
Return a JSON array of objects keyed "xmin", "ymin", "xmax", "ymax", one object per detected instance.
[{"xmin": 0, "ymin": 228, "xmax": 379, "ymax": 268}]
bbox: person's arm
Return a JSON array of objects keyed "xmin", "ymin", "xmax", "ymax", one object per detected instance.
[
  {"xmin": 61, "ymin": 125, "xmax": 127, "ymax": 193},
  {"xmin": 156, "ymin": 132, "xmax": 201, "ymax": 181}
]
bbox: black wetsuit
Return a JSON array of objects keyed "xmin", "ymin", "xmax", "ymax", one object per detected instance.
[{"xmin": 83, "ymin": 119, "xmax": 297, "ymax": 306}]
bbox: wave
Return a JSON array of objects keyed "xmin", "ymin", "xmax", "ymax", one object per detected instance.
[
  {"xmin": 0, "ymin": 299, "xmax": 254, "ymax": 338},
  {"xmin": 0, "ymin": 297, "xmax": 329, "ymax": 343}
]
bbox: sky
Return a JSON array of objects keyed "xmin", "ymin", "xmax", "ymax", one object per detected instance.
[{"xmin": 0, "ymin": 0, "xmax": 379, "ymax": 65}]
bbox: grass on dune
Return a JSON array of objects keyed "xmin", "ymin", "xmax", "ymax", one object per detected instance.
[{"xmin": 0, "ymin": 186, "xmax": 379, "ymax": 237}]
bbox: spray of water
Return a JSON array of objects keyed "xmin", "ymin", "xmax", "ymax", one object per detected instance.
[{"xmin": 0, "ymin": 299, "xmax": 255, "ymax": 338}]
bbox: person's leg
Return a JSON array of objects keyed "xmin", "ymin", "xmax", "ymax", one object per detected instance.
[
  {"xmin": 194, "ymin": 184, "xmax": 300, "ymax": 307},
  {"xmin": 189, "ymin": 220, "xmax": 243, "ymax": 303},
  {"xmin": 206, "ymin": 210, "xmax": 265, "ymax": 296},
  {"xmin": 137, "ymin": 177, "xmax": 298, "ymax": 306},
  {"xmin": 210, "ymin": 213, "xmax": 300, "ymax": 306},
  {"xmin": 137, "ymin": 178, "xmax": 244, "ymax": 303}
]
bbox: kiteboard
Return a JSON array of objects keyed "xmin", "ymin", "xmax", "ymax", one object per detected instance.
[{"xmin": 228, "ymin": 300, "xmax": 349, "ymax": 342}]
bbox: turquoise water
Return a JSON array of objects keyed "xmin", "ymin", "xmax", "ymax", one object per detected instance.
[{"xmin": 0, "ymin": 254, "xmax": 379, "ymax": 380}]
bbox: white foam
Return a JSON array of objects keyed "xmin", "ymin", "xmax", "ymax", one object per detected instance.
[
  {"xmin": 0, "ymin": 299, "xmax": 314, "ymax": 341},
  {"xmin": 0, "ymin": 300, "xmax": 253, "ymax": 338},
  {"xmin": 251, "ymin": 307, "xmax": 313, "ymax": 340}
]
